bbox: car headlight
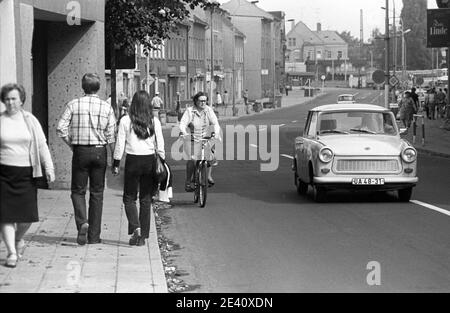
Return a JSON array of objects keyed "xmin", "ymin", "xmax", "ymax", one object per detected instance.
[
  {"xmin": 319, "ymin": 147, "xmax": 334, "ymax": 163},
  {"xmin": 401, "ymin": 147, "xmax": 417, "ymax": 163}
]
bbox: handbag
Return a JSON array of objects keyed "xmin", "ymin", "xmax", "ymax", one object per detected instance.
[{"xmin": 153, "ymin": 125, "xmax": 166, "ymax": 183}]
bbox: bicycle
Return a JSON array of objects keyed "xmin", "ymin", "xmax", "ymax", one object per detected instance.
[{"xmin": 180, "ymin": 134, "xmax": 215, "ymax": 207}]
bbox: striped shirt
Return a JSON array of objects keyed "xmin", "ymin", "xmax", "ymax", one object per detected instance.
[{"xmin": 56, "ymin": 94, "xmax": 116, "ymax": 145}]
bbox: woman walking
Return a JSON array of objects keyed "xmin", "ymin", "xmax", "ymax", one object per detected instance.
[
  {"xmin": 0, "ymin": 83, "xmax": 55, "ymax": 267},
  {"xmin": 112, "ymin": 91, "xmax": 165, "ymax": 246}
]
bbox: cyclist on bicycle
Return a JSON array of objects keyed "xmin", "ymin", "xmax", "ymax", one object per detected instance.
[{"xmin": 179, "ymin": 91, "xmax": 221, "ymax": 192}]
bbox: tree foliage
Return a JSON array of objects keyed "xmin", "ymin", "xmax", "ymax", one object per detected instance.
[
  {"xmin": 339, "ymin": 31, "xmax": 369, "ymax": 69},
  {"xmin": 105, "ymin": 0, "xmax": 216, "ymax": 54},
  {"xmin": 401, "ymin": 0, "xmax": 431, "ymax": 70}
]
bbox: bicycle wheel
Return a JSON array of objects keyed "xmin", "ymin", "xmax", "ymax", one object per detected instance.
[
  {"xmin": 198, "ymin": 162, "xmax": 207, "ymax": 207},
  {"xmin": 193, "ymin": 166, "xmax": 199, "ymax": 203}
]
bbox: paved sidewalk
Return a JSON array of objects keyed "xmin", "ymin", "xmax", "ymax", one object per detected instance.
[
  {"xmin": 402, "ymin": 114, "xmax": 450, "ymax": 158},
  {"xmin": 0, "ymin": 187, "xmax": 167, "ymax": 293}
]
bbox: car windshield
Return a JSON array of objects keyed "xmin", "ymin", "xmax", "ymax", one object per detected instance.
[
  {"xmin": 338, "ymin": 95, "xmax": 354, "ymax": 102},
  {"xmin": 318, "ymin": 111, "xmax": 398, "ymax": 136}
]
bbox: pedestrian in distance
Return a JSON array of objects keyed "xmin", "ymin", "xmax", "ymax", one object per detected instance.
[
  {"xmin": 436, "ymin": 88, "xmax": 446, "ymax": 118},
  {"xmin": 223, "ymin": 90, "xmax": 229, "ymax": 116},
  {"xmin": 410, "ymin": 87, "xmax": 419, "ymax": 111},
  {"xmin": 151, "ymin": 91, "xmax": 164, "ymax": 110},
  {"xmin": 426, "ymin": 88, "xmax": 437, "ymax": 120},
  {"xmin": 112, "ymin": 90, "xmax": 165, "ymax": 246},
  {"xmin": 56, "ymin": 73, "xmax": 116, "ymax": 246},
  {"xmin": 215, "ymin": 91, "xmax": 222, "ymax": 110},
  {"xmin": 243, "ymin": 89, "xmax": 249, "ymax": 114},
  {"xmin": 399, "ymin": 91, "xmax": 417, "ymax": 129},
  {"xmin": 0, "ymin": 83, "xmax": 55, "ymax": 268}
]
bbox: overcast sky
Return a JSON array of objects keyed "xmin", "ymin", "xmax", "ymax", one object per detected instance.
[{"xmin": 219, "ymin": 0, "xmax": 438, "ymax": 42}]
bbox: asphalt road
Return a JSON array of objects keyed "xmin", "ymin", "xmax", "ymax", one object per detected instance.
[{"xmin": 160, "ymin": 88, "xmax": 450, "ymax": 292}]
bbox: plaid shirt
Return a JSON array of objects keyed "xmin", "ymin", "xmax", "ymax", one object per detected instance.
[{"xmin": 57, "ymin": 94, "xmax": 116, "ymax": 145}]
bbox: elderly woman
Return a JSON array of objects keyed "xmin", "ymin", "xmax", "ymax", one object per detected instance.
[{"xmin": 0, "ymin": 83, "xmax": 55, "ymax": 268}]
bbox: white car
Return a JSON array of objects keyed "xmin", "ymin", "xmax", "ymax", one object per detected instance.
[
  {"xmin": 337, "ymin": 94, "xmax": 356, "ymax": 104},
  {"xmin": 293, "ymin": 104, "xmax": 418, "ymax": 202}
]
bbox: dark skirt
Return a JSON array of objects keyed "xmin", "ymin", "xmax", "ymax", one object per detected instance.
[{"xmin": 0, "ymin": 164, "xmax": 38, "ymax": 223}]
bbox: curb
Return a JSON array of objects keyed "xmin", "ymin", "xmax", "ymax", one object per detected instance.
[{"xmin": 150, "ymin": 204, "xmax": 168, "ymax": 293}]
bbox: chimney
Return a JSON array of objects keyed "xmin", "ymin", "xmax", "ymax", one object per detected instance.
[
  {"xmin": 290, "ymin": 19, "xmax": 295, "ymax": 32},
  {"xmin": 317, "ymin": 23, "xmax": 322, "ymax": 31}
]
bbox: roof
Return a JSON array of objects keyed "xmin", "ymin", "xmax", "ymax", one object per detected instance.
[
  {"xmin": 311, "ymin": 104, "xmax": 389, "ymax": 112},
  {"xmin": 287, "ymin": 21, "xmax": 322, "ymax": 45},
  {"xmin": 315, "ymin": 31, "xmax": 347, "ymax": 45},
  {"xmin": 221, "ymin": 0, "xmax": 274, "ymax": 21}
]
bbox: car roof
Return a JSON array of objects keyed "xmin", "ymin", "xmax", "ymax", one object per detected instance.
[
  {"xmin": 337, "ymin": 94, "xmax": 354, "ymax": 97},
  {"xmin": 311, "ymin": 103, "xmax": 390, "ymax": 112}
]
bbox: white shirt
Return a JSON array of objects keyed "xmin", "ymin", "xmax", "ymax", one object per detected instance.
[
  {"xmin": 0, "ymin": 112, "xmax": 32, "ymax": 166},
  {"xmin": 151, "ymin": 96, "xmax": 164, "ymax": 108},
  {"xmin": 179, "ymin": 105, "xmax": 221, "ymax": 141},
  {"xmin": 113, "ymin": 115, "xmax": 165, "ymax": 160}
]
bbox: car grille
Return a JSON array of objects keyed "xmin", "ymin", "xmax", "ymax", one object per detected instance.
[{"xmin": 335, "ymin": 159, "xmax": 400, "ymax": 173}]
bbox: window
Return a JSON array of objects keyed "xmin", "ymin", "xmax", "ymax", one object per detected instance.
[
  {"xmin": 306, "ymin": 112, "xmax": 318, "ymax": 138},
  {"xmin": 338, "ymin": 51, "xmax": 343, "ymax": 59},
  {"xmin": 327, "ymin": 51, "xmax": 332, "ymax": 59}
]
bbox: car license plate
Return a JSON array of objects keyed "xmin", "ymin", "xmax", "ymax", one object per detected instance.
[{"xmin": 352, "ymin": 178, "xmax": 385, "ymax": 185}]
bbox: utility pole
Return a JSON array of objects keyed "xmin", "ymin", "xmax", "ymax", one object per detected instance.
[
  {"xmin": 210, "ymin": 7, "xmax": 214, "ymax": 108},
  {"xmin": 393, "ymin": 1, "xmax": 397, "ymax": 77},
  {"xmin": 232, "ymin": 24, "xmax": 236, "ymax": 116},
  {"xmin": 384, "ymin": 0, "xmax": 390, "ymax": 108}
]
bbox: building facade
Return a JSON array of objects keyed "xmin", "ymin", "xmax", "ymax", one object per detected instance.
[
  {"xmin": 286, "ymin": 21, "xmax": 348, "ymax": 84},
  {"xmin": 222, "ymin": 0, "xmax": 276, "ymax": 100},
  {"xmin": 1, "ymin": 0, "xmax": 105, "ymax": 189}
]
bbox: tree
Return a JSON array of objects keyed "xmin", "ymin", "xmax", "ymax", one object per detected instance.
[
  {"xmin": 339, "ymin": 31, "xmax": 369, "ymax": 72},
  {"xmin": 105, "ymin": 0, "xmax": 216, "ymax": 113},
  {"xmin": 401, "ymin": 0, "xmax": 431, "ymax": 70}
]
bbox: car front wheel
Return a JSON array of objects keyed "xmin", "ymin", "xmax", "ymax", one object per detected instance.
[{"xmin": 398, "ymin": 187, "xmax": 412, "ymax": 202}]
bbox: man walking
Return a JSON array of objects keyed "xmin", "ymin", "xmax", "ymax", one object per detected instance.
[
  {"xmin": 243, "ymin": 89, "xmax": 249, "ymax": 114},
  {"xmin": 151, "ymin": 91, "xmax": 164, "ymax": 110},
  {"xmin": 57, "ymin": 73, "xmax": 116, "ymax": 245}
]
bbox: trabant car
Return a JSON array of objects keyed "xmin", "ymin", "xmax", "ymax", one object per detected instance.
[
  {"xmin": 293, "ymin": 104, "xmax": 418, "ymax": 202},
  {"xmin": 337, "ymin": 94, "xmax": 356, "ymax": 104}
]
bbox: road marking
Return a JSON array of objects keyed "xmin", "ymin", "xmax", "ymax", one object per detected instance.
[
  {"xmin": 278, "ymin": 124, "xmax": 286, "ymax": 127},
  {"xmin": 250, "ymin": 144, "xmax": 258, "ymax": 148},
  {"xmin": 281, "ymin": 154, "xmax": 294, "ymax": 159},
  {"xmin": 410, "ymin": 200, "xmax": 450, "ymax": 217},
  {"xmin": 292, "ymin": 120, "xmax": 298, "ymax": 123}
]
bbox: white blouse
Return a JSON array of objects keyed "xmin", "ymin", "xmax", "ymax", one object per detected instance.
[
  {"xmin": 113, "ymin": 115, "xmax": 165, "ymax": 160},
  {"xmin": 0, "ymin": 112, "xmax": 32, "ymax": 166}
]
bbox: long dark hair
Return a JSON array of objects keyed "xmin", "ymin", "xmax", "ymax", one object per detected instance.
[{"xmin": 129, "ymin": 90, "xmax": 154, "ymax": 139}]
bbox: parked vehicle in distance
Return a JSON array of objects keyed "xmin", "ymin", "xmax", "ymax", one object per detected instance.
[
  {"xmin": 293, "ymin": 104, "xmax": 418, "ymax": 202},
  {"xmin": 337, "ymin": 94, "xmax": 356, "ymax": 104}
]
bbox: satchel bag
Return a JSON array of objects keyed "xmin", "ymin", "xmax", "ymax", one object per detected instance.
[{"xmin": 153, "ymin": 127, "xmax": 166, "ymax": 183}]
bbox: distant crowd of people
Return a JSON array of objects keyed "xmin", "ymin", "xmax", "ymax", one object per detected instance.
[{"xmin": 397, "ymin": 86, "xmax": 449, "ymax": 130}]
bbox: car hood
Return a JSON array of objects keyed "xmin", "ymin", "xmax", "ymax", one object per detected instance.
[{"xmin": 319, "ymin": 135, "xmax": 407, "ymax": 156}]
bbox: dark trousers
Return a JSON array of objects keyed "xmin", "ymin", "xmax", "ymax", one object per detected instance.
[
  {"xmin": 123, "ymin": 154, "xmax": 157, "ymax": 239},
  {"xmin": 71, "ymin": 145, "xmax": 107, "ymax": 242}
]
